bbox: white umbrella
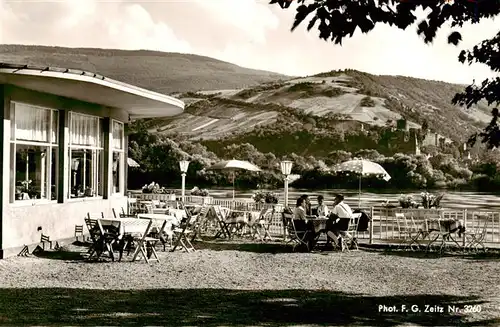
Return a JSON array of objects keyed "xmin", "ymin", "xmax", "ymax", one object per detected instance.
[
  {"xmin": 287, "ymin": 174, "xmax": 301, "ymax": 184},
  {"xmin": 127, "ymin": 157, "xmax": 140, "ymax": 168},
  {"xmin": 333, "ymin": 159, "xmax": 391, "ymax": 207},
  {"xmin": 207, "ymin": 160, "xmax": 261, "ymax": 199}
]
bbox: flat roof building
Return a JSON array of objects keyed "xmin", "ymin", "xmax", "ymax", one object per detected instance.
[{"xmin": 0, "ymin": 63, "xmax": 184, "ymax": 258}]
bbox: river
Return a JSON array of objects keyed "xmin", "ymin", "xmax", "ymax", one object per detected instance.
[{"xmin": 159, "ymin": 188, "xmax": 500, "ymax": 210}]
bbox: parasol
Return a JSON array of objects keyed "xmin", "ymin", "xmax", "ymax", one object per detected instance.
[
  {"xmin": 207, "ymin": 160, "xmax": 261, "ymax": 199},
  {"xmin": 127, "ymin": 157, "xmax": 140, "ymax": 168},
  {"xmin": 333, "ymin": 159, "xmax": 391, "ymax": 207}
]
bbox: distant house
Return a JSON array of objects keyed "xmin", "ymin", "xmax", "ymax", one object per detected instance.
[
  {"xmin": 421, "ymin": 131, "xmax": 453, "ymax": 147},
  {"xmin": 0, "ymin": 63, "xmax": 184, "ymax": 258},
  {"xmin": 334, "ymin": 119, "xmax": 364, "ymax": 131}
]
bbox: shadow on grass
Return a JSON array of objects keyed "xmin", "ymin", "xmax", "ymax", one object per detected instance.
[
  {"xmin": 0, "ymin": 288, "xmax": 497, "ymax": 326},
  {"xmin": 33, "ymin": 249, "xmax": 87, "ymax": 261},
  {"xmin": 32, "ymin": 242, "xmax": 107, "ymax": 262},
  {"xmin": 372, "ymin": 247, "xmax": 500, "ymax": 261},
  {"xmin": 195, "ymin": 240, "xmax": 292, "ymax": 254}
]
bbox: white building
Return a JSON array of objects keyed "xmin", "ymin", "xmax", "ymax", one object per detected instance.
[{"xmin": 0, "ymin": 63, "xmax": 184, "ymax": 258}]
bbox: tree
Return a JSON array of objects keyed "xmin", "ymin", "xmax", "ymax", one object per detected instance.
[{"xmin": 271, "ymin": 0, "xmax": 499, "ymax": 148}]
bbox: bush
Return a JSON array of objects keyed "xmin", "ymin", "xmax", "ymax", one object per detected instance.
[
  {"xmin": 322, "ymin": 87, "xmax": 345, "ymax": 97},
  {"xmin": 360, "ymin": 96, "xmax": 376, "ymax": 107},
  {"xmin": 190, "ymin": 186, "xmax": 210, "ymax": 197},
  {"xmin": 252, "ymin": 191, "xmax": 279, "ymax": 204}
]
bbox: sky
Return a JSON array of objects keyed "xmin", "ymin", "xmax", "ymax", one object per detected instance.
[{"xmin": 0, "ymin": 0, "xmax": 498, "ymax": 84}]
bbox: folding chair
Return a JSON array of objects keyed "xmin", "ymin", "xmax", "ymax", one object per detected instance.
[
  {"xmin": 426, "ymin": 217, "xmax": 461, "ymax": 254},
  {"xmin": 85, "ymin": 217, "xmax": 115, "ymax": 260},
  {"xmin": 251, "ymin": 207, "xmax": 274, "ymax": 241},
  {"xmin": 171, "ymin": 204, "xmax": 196, "ymax": 252},
  {"xmin": 130, "ymin": 218, "xmax": 160, "ymax": 263},
  {"xmin": 395, "ymin": 213, "xmax": 422, "ymax": 251},
  {"xmin": 190, "ymin": 205, "xmax": 213, "ymax": 240},
  {"xmin": 128, "ymin": 200, "xmax": 139, "ymax": 216},
  {"xmin": 212, "ymin": 205, "xmax": 233, "ymax": 239},
  {"xmin": 282, "ymin": 212, "xmax": 311, "ymax": 252},
  {"xmin": 464, "ymin": 216, "xmax": 488, "ymax": 253},
  {"xmin": 339, "ymin": 213, "xmax": 361, "ymax": 252}
]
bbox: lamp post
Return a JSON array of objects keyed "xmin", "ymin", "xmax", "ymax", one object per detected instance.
[
  {"xmin": 280, "ymin": 160, "xmax": 293, "ymax": 207},
  {"xmin": 179, "ymin": 160, "xmax": 190, "ymax": 202}
]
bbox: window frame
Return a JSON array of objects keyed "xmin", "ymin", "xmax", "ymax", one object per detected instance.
[
  {"xmin": 68, "ymin": 112, "xmax": 105, "ymax": 200},
  {"xmin": 9, "ymin": 101, "xmax": 59, "ymax": 204},
  {"xmin": 111, "ymin": 119, "xmax": 125, "ymax": 195}
]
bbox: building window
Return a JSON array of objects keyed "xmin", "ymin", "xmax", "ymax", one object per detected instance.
[
  {"xmin": 69, "ymin": 112, "xmax": 104, "ymax": 198},
  {"xmin": 112, "ymin": 120, "xmax": 124, "ymax": 194},
  {"xmin": 10, "ymin": 102, "xmax": 58, "ymax": 202}
]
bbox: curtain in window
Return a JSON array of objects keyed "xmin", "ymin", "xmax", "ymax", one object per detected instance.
[
  {"xmin": 70, "ymin": 113, "xmax": 99, "ymax": 146},
  {"xmin": 112, "ymin": 121, "xmax": 123, "ymax": 150},
  {"xmin": 14, "ymin": 103, "xmax": 52, "ymax": 142},
  {"xmin": 52, "ymin": 112, "xmax": 58, "ymax": 144}
]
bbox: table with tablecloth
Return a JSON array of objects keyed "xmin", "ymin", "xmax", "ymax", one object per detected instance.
[
  {"xmin": 308, "ymin": 218, "xmax": 329, "ymax": 234},
  {"xmin": 419, "ymin": 218, "xmax": 464, "ymax": 250},
  {"xmin": 420, "ymin": 219, "xmax": 464, "ymax": 235},
  {"xmin": 99, "ymin": 218, "xmax": 152, "ymax": 238},
  {"xmin": 137, "ymin": 214, "xmax": 177, "ymax": 234}
]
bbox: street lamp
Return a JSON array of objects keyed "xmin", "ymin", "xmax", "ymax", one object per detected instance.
[
  {"xmin": 179, "ymin": 160, "xmax": 190, "ymax": 202},
  {"xmin": 280, "ymin": 160, "xmax": 293, "ymax": 207}
]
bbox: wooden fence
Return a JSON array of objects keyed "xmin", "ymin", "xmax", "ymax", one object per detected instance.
[{"xmin": 128, "ymin": 193, "xmax": 500, "ymax": 245}]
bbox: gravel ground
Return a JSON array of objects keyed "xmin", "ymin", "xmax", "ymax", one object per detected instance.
[{"xmin": 0, "ymin": 241, "xmax": 499, "ymax": 326}]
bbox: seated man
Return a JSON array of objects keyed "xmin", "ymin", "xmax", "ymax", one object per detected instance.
[
  {"xmin": 300, "ymin": 194, "xmax": 313, "ymax": 216},
  {"xmin": 326, "ymin": 194, "xmax": 353, "ymax": 250}
]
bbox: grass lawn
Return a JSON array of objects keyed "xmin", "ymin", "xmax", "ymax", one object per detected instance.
[{"xmin": 0, "ymin": 241, "xmax": 498, "ymax": 326}]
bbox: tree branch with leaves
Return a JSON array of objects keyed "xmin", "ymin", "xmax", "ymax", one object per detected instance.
[{"xmin": 270, "ymin": 0, "xmax": 500, "ymax": 148}]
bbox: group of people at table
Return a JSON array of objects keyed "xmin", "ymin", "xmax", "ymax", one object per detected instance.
[{"xmin": 293, "ymin": 193, "xmax": 361, "ymax": 251}]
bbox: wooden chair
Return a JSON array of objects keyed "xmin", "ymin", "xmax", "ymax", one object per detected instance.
[
  {"xmin": 255, "ymin": 207, "xmax": 275, "ymax": 241},
  {"xmin": 128, "ymin": 200, "xmax": 139, "ymax": 216},
  {"xmin": 85, "ymin": 213, "xmax": 116, "ymax": 260},
  {"xmin": 189, "ymin": 205, "xmax": 213, "ymax": 240},
  {"xmin": 211, "ymin": 205, "xmax": 235, "ymax": 239},
  {"xmin": 464, "ymin": 215, "xmax": 488, "ymax": 253},
  {"xmin": 339, "ymin": 213, "xmax": 362, "ymax": 252},
  {"xmin": 84, "ymin": 217, "xmax": 103, "ymax": 259},
  {"xmin": 171, "ymin": 203, "xmax": 196, "ymax": 252},
  {"xmin": 282, "ymin": 212, "xmax": 311, "ymax": 252},
  {"xmin": 74, "ymin": 225, "xmax": 84, "ymax": 242},
  {"xmin": 40, "ymin": 234, "xmax": 52, "ymax": 250},
  {"xmin": 130, "ymin": 219, "xmax": 160, "ymax": 263},
  {"xmin": 88, "ymin": 212, "xmax": 104, "ymax": 219},
  {"xmin": 121, "ymin": 207, "xmax": 135, "ymax": 218},
  {"xmin": 395, "ymin": 213, "xmax": 424, "ymax": 251}
]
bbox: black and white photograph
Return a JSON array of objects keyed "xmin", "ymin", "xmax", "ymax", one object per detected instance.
[{"xmin": 0, "ymin": 0, "xmax": 499, "ymax": 325}]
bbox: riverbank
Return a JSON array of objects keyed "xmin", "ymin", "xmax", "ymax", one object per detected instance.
[{"xmin": 130, "ymin": 188, "xmax": 500, "ymax": 210}]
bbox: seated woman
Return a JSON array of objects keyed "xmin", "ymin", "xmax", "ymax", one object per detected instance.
[
  {"xmin": 316, "ymin": 195, "xmax": 329, "ymax": 217},
  {"xmin": 294, "ymin": 197, "xmax": 307, "ymax": 221},
  {"xmin": 300, "ymin": 194, "xmax": 313, "ymax": 215},
  {"xmin": 293, "ymin": 197, "xmax": 317, "ymax": 250}
]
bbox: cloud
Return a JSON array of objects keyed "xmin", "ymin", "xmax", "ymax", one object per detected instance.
[
  {"xmin": 194, "ymin": 0, "xmax": 279, "ymax": 44},
  {"xmin": 0, "ymin": 0, "xmax": 497, "ymax": 84},
  {"xmin": 0, "ymin": 0, "xmax": 192, "ymax": 53}
]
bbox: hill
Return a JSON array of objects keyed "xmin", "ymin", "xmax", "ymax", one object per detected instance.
[
  {"xmin": 0, "ymin": 45, "xmax": 491, "ymax": 156},
  {"xmin": 155, "ymin": 70, "xmax": 491, "ymax": 150},
  {"xmin": 0, "ymin": 44, "xmax": 288, "ymax": 94}
]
